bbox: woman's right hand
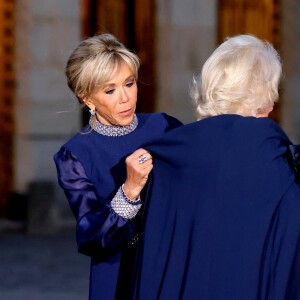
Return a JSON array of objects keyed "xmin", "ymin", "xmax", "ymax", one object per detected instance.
[{"xmin": 123, "ymin": 148, "xmax": 153, "ymax": 200}]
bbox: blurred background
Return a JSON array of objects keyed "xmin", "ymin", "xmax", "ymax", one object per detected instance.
[{"xmin": 0, "ymin": 0, "xmax": 299, "ymax": 299}]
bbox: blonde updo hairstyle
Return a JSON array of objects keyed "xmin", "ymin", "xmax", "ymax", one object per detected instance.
[
  {"xmin": 190, "ymin": 34, "xmax": 282, "ymax": 120},
  {"xmin": 66, "ymin": 33, "xmax": 140, "ymax": 125}
]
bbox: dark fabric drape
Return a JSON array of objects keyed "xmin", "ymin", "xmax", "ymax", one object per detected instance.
[{"xmin": 132, "ymin": 115, "xmax": 300, "ymax": 300}]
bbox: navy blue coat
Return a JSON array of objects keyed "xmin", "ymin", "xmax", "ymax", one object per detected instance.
[{"xmin": 132, "ymin": 115, "xmax": 300, "ymax": 300}]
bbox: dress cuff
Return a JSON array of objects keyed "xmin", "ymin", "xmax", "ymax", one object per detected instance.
[{"xmin": 111, "ymin": 185, "xmax": 142, "ymax": 219}]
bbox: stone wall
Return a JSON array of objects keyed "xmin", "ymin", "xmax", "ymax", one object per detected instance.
[
  {"xmin": 12, "ymin": 0, "xmax": 300, "ymax": 229},
  {"xmin": 14, "ymin": 0, "xmax": 82, "ymax": 225},
  {"xmin": 155, "ymin": 0, "xmax": 217, "ymax": 124},
  {"xmin": 281, "ymin": 0, "xmax": 300, "ymax": 143}
]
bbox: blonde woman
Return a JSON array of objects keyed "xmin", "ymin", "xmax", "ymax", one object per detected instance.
[{"xmin": 54, "ymin": 34, "xmax": 181, "ymax": 300}]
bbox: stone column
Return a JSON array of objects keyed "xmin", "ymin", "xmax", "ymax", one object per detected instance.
[
  {"xmin": 155, "ymin": 0, "xmax": 217, "ymax": 124},
  {"xmin": 15, "ymin": 0, "xmax": 82, "ymax": 230}
]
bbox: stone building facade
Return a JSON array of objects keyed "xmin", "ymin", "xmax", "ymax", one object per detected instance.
[{"xmin": 9, "ymin": 0, "xmax": 300, "ymax": 227}]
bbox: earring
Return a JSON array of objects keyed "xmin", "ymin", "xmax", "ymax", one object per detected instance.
[{"xmin": 89, "ymin": 108, "xmax": 95, "ymax": 116}]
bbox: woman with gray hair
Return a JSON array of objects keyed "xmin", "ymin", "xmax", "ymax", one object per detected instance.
[
  {"xmin": 131, "ymin": 35, "xmax": 300, "ymax": 299},
  {"xmin": 191, "ymin": 34, "xmax": 281, "ymax": 119},
  {"xmin": 53, "ymin": 33, "xmax": 181, "ymax": 300}
]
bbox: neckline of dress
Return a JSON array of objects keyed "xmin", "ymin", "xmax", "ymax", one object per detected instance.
[{"xmin": 89, "ymin": 114, "xmax": 138, "ymax": 137}]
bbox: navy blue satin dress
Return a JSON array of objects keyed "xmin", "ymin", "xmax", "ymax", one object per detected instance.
[
  {"xmin": 132, "ymin": 115, "xmax": 300, "ymax": 300},
  {"xmin": 54, "ymin": 113, "xmax": 182, "ymax": 300}
]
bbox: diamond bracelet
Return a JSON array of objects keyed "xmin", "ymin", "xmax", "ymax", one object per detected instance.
[{"xmin": 111, "ymin": 186, "xmax": 142, "ymax": 219}]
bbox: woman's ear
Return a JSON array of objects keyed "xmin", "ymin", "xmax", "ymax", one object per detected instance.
[
  {"xmin": 83, "ymin": 98, "xmax": 95, "ymax": 111},
  {"xmin": 255, "ymin": 106, "xmax": 273, "ymax": 118}
]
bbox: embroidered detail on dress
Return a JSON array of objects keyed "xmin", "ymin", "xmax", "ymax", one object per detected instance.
[
  {"xmin": 111, "ymin": 186, "xmax": 142, "ymax": 219},
  {"xmin": 128, "ymin": 233, "xmax": 139, "ymax": 246},
  {"xmin": 90, "ymin": 114, "xmax": 138, "ymax": 137}
]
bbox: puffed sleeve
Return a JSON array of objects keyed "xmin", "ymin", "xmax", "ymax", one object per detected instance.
[{"xmin": 54, "ymin": 148, "xmax": 137, "ymax": 258}]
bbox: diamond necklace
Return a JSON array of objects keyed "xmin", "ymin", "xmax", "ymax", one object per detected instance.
[{"xmin": 89, "ymin": 114, "xmax": 138, "ymax": 137}]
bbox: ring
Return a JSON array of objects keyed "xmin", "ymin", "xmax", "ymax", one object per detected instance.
[{"xmin": 138, "ymin": 155, "xmax": 147, "ymax": 164}]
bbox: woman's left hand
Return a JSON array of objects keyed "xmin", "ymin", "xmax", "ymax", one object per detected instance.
[{"xmin": 123, "ymin": 148, "xmax": 153, "ymax": 200}]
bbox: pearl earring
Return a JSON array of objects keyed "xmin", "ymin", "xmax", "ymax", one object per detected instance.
[{"xmin": 89, "ymin": 108, "xmax": 95, "ymax": 116}]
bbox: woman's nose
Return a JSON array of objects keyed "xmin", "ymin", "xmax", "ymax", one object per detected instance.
[{"xmin": 120, "ymin": 88, "xmax": 129, "ymax": 103}]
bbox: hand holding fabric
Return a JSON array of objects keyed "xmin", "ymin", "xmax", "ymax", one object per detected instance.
[{"xmin": 123, "ymin": 148, "xmax": 153, "ymax": 200}]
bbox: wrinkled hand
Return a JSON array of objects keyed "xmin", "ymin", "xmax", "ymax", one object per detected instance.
[{"xmin": 123, "ymin": 148, "xmax": 153, "ymax": 200}]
